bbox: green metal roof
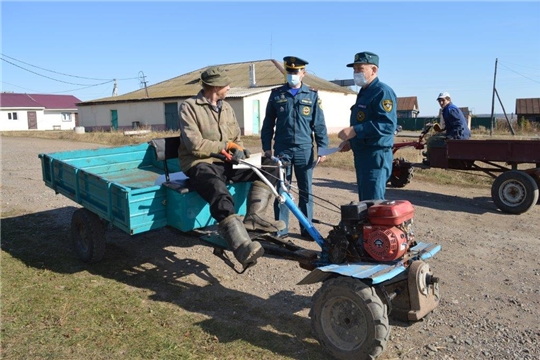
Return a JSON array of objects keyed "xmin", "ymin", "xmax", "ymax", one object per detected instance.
[{"xmin": 78, "ymin": 59, "xmax": 356, "ymax": 106}]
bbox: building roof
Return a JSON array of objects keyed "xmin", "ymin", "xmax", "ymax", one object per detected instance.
[
  {"xmin": 515, "ymin": 98, "xmax": 540, "ymax": 115},
  {"xmin": 0, "ymin": 93, "xmax": 81, "ymax": 109},
  {"xmin": 397, "ymin": 96, "xmax": 418, "ymax": 111},
  {"xmin": 78, "ymin": 59, "xmax": 357, "ymax": 106}
]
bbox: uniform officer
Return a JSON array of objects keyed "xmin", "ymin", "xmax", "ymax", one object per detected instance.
[
  {"xmin": 338, "ymin": 51, "xmax": 397, "ymax": 201},
  {"xmin": 261, "ymin": 56, "xmax": 329, "ymax": 238}
]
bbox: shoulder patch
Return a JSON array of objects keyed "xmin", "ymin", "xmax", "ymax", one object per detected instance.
[{"xmin": 382, "ymin": 99, "xmax": 393, "ymax": 113}]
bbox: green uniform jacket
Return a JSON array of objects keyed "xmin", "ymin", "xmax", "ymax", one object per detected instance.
[{"xmin": 178, "ymin": 90, "xmax": 243, "ymax": 172}]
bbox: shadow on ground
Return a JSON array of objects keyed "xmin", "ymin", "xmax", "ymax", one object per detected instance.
[{"xmin": 1, "ymin": 207, "xmax": 330, "ymax": 359}]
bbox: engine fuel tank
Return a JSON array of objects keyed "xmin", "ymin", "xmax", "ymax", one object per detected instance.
[{"xmin": 368, "ymin": 200, "xmax": 414, "ymax": 226}]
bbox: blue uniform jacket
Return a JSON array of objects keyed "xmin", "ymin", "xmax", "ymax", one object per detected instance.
[
  {"xmin": 349, "ymin": 77, "xmax": 397, "ymax": 150},
  {"xmin": 261, "ymin": 83, "xmax": 328, "ymax": 151},
  {"xmin": 442, "ymin": 103, "xmax": 471, "ymax": 139}
]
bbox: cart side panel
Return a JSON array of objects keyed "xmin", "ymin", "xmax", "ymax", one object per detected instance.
[
  {"xmin": 39, "ymin": 145, "xmax": 170, "ymax": 235},
  {"xmin": 446, "ymin": 139, "xmax": 540, "ymax": 163},
  {"xmin": 127, "ymin": 186, "xmax": 168, "ymax": 235},
  {"xmin": 166, "ymin": 182, "xmax": 250, "ymax": 232}
]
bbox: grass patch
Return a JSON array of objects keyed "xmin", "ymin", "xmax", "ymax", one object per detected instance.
[{"xmin": 1, "ymin": 212, "xmax": 324, "ymax": 359}]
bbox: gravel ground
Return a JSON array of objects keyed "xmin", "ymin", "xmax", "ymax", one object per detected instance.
[{"xmin": 2, "ymin": 136, "xmax": 539, "ymax": 359}]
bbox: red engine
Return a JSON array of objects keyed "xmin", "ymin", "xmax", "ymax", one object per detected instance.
[{"xmin": 363, "ymin": 200, "xmax": 415, "ymax": 261}]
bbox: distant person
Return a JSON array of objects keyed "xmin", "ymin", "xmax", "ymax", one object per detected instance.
[
  {"xmin": 261, "ymin": 56, "xmax": 329, "ymax": 239},
  {"xmin": 423, "ymin": 92, "xmax": 471, "ymax": 165},
  {"xmin": 337, "ymin": 51, "xmax": 397, "ymax": 201},
  {"xmin": 178, "ymin": 66, "xmax": 285, "ymax": 269}
]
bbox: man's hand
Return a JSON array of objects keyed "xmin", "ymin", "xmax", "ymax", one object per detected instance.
[
  {"xmin": 318, "ymin": 155, "xmax": 327, "ymax": 164},
  {"xmin": 231, "ymin": 149, "xmax": 247, "ymax": 162},
  {"xmin": 339, "ymin": 140, "xmax": 351, "ymax": 152},
  {"xmin": 338, "ymin": 126, "xmax": 356, "ymax": 141},
  {"xmin": 225, "ymin": 141, "xmax": 244, "ymax": 152}
]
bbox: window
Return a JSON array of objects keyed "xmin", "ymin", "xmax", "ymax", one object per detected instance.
[
  {"xmin": 7, "ymin": 112, "xmax": 18, "ymax": 120},
  {"xmin": 62, "ymin": 113, "xmax": 72, "ymax": 122}
]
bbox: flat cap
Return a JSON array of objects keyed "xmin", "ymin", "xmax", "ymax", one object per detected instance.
[
  {"xmin": 201, "ymin": 66, "xmax": 231, "ymax": 87},
  {"xmin": 283, "ymin": 56, "xmax": 308, "ymax": 72},
  {"xmin": 346, "ymin": 51, "xmax": 379, "ymax": 67}
]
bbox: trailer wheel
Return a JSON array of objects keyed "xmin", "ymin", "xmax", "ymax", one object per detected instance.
[
  {"xmin": 491, "ymin": 170, "xmax": 539, "ymax": 214},
  {"xmin": 310, "ymin": 277, "xmax": 389, "ymax": 360},
  {"xmin": 71, "ymin": 208, "xmax": 106, "ymax": 263},
  {"xmin": 389, "ymin": 159, "xmax": 413, "ymax": 188}
]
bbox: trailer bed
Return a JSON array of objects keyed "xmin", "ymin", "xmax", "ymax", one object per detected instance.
[{"xmin": 39, "ymin": 143, "xmax": 249, "ymax": 235}]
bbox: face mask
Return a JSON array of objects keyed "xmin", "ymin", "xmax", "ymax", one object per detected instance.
[
  {"xmin": 287, "ymin": 74, "xmax": 301, "ymax": 87},
  {"xmin": 354, "ymin": 72, "xmax": 368, "ymax": 87}
]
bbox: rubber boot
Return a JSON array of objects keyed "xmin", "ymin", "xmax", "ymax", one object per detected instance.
[
  {"xmin": 219, "ymin": 214, "xmax": 264, "ymax": 268},
  {"xmin": 243, "ymin": 181, "xmax": 286, "ymax": 232}
]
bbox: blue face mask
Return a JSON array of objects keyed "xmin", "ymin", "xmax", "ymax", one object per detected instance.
[
  {"xmin": 287, "ymin": 74, "xmax": 301, "ymax": 87},
  {"xmin": 354, "ymin": 72, "xmax": 368, "ymax": 87}
]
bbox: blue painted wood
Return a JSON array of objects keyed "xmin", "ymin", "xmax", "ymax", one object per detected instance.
[{"xmin": 39, "ymin": 143, "xmax": 249, "ymax": 236}]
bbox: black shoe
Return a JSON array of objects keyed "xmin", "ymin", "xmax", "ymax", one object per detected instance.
[{"xmin": 422, "ymin": 159, "xmax": 430, "ymax": 166}]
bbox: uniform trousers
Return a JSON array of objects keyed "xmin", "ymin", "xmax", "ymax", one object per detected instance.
[
  {"xmin": 352, "ymin": 147, "xmax": 393, "ymax": 201},
  {"xmin": 273, "ymin": 144, "xmax": 314, "ymax": 236}
]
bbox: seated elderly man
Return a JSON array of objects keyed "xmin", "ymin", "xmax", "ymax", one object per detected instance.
[
  {"xmin": 423, "ymin": 92, "xmax": 471, "ymax": 165},
  {"xmin": 178, "ymin": 66, "xmax": 285, "ymax": 269}
]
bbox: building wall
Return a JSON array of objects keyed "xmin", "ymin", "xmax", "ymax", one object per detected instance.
[
  {"xmin": 78, "ymin": 101, "xmax": 177, "ymax": 131},
  {"xmin": 41, "ymin": 110, "xmax": 77, "ymax": 130},
  {"xmin": 234, "ymin": 90, "xmax": 356, "ymax": 135},
  {"xmin": 78, "ymin": 90, "xmax": 356, "ymax": 135},
  {"xmin": 0, "ymin": 108, "xmax": 35, "ymax": 130}
]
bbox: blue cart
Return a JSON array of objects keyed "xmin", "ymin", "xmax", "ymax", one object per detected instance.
[{"xmin": 39, "ymin": 137, "xmax": 441, "ymax": 360}]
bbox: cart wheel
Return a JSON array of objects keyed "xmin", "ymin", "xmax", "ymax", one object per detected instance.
[
  {"xmin": 491, "ymin": 170, "xmax": 539, "ymax": 214},
  {"xmin": 71, "ymin": 208, "xmax": 106, "ymax": 263},
  {"xmin": 389, "ymin": 159, "xmax": 413, "ymax": 188},
  {"xmin": 310, "ymin": 277, "xmax": 389, "ymax": 360}
]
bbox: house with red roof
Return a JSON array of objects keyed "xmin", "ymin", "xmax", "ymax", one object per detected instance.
[{"xmin": 0, "ymin": 93, "xmax": 81, "ymax": 131}]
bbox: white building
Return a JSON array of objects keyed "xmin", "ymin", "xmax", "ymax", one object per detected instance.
[
  {"xmin": 77, "ymin": 59, "xmax": 358, "ymax": 134},
  {"xmin": 0, "ymin": 93, "xmax": 80, "ymax": 131}
]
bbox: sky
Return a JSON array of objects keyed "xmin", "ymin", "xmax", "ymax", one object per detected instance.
[{"xmin": 1, "ymin": 1, "xmax": 539, "ymax": 116}]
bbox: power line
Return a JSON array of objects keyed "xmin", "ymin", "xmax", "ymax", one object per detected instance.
[
  {"xmin": 1, "ymin": 53, "xmax": 139, "ymax": 82},
  {"xmin": 499, "ymin": 60, "xmax": 540, "ymax": 71},
  {"xmin": 498, "ymin": 63, "xmax": 540, "ymax": 84},
  {"xmin": 2, "ymin": 57, "xmax": 114, "ymax": 86},
  {"xmin": 1, "ymin": 53, "xmax": 112, "ymax": 81}
]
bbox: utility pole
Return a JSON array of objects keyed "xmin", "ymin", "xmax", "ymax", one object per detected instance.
[
  {"xmin": 490, "ymin": 58, "xmax": 515, "ymax": 136},
  {"xmin": 112, "ymin": 79, "xmax": 118, "ymax": 96},
  {"xmin": 139, "ymin": 71, "xmax": 149, "ymax": 98},
  {"xmin": 490, "ymin": 58, "xmax": 497, "ymax": 136}
]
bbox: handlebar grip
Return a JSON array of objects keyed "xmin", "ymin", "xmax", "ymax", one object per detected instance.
[{"xmin": 210, "ymin": 152, "xmax": 228, "ymax": 161}]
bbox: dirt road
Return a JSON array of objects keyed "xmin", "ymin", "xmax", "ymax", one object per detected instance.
[{"xmin": 2, "ymin": 136, "xmax": 539, "ymax": 359}]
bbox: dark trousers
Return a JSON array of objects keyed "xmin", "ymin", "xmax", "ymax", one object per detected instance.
[{"xmin": 185, "ymin": 158, "xmax": 279, "ymax": 222}]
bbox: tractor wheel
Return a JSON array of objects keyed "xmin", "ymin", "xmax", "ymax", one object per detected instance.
[
  {"xmin": 389, "ymin": 159, "xmax": 414, "ymax": 188},
  {"xmin": 491, "ymin": 170, "xmax": 539, "ymax": 214},
  {"xmin": 310, "ymin": 277, "xmax": 389, "ymax": 360},
  {"xmin": 71, "ymin": 208, "xmax": 106, "ymax": 263}
]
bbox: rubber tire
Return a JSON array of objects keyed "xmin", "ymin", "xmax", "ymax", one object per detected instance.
[
  {"xmin": 310, "ymin": 277, "xmax": 389, "ymax": 360},
  {"xmin": 491, "ymin": 170, "xmax": 539, "ymax": 214},
  {"xmin": 71, "ymin": 208, "xmax": 106, "ymax": 263},
  {"xmin": 389, "ymin": 159, "xmax": 413, "ymax": 188}
]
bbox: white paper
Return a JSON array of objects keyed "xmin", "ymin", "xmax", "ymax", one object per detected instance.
[
  {"xmin": 233, "ymin": 152, "xmax": 262, "ymax": 169},
  {"xmin": 318, "ymin": 147, "xmax": 341, "ymax": 156}
]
